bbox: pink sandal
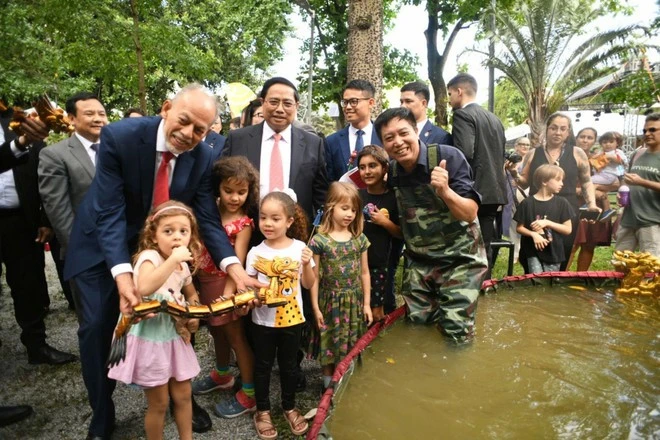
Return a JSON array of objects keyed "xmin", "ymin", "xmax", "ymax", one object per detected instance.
[
  {"xmin": 284, "ymin": 408, "xmax": 309, "ymax": 436},
  {"xmin": 253, "ymin": 410, "xmax": 277, "ymax": 440}
]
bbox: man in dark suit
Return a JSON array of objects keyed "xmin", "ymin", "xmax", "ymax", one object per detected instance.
[
  {"xmin": 0, "ymin": 109, "xmax": 77, "ymax": 364},
  {"xmin": 64, "ymin": 84, "xmax": 259, "ymax": 440},
  {"xmin": 222, "ymin": 77, "xmax": 328, "ymax": 394},
  {"xmin": 38, "ymin": 92, "xmax": 108, "ymax": 311},
  {"xmin": 400, "ymin": 81, "xmax": 452, "ymax": 146},
  {"xmin": 325, "ymin": 79, "xmax": 382, "ymax": 182},
  {"xmin": 448, "ymin": 73, "xmax": 508, "ymax": 277},
  {"xmin": 204, "ymin": 114, "xmax": 226, "ymax": 153},
  {"xmin": 222, "ymin": 77, "xmax": 328, "ymax": 220},
  {"xmin": 0, "ymin": 115, "xmax": 72, "ymax": 427}
]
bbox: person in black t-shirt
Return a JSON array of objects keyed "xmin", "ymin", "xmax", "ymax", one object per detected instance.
[
  {"xmin": 514, "ymin": 164, "xmax": 574, "ymax": 273},
  {"xmin": 357, "ymin": 146, "xmax": 402, "ymax": 321}
]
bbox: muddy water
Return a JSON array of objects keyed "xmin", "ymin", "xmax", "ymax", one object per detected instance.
[{"xmin": 328, "ymin": 287, "xmax": 659, "ymax": 439}]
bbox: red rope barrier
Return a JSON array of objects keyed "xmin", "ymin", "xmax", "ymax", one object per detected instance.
[{"xmin": 306, "ymin": 306, "xmax": 406, "ymax": 440}]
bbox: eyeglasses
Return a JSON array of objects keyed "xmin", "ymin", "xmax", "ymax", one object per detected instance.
[
  {"xmin": 340, "ymin": 98, "xmax": 370, "ymax": 108},
  {"xmin": 264, "ymin": 99, "xmax": 296, "ymax": 110},
  {"xmin": 642, "ymin": 127, "xmax": 658, "ymax": 134}
]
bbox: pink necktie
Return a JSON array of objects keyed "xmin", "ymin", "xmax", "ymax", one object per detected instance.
[
  {"xmin": 153, "ymin": 151, "xmax": 174, "ymax": 207},
  {"xmin": 269, "ymin": 133, "xmax": 283, "ymax": 192}
]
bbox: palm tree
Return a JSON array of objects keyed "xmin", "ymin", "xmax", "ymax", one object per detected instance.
[{"xmin": 479, "ymin": 0, "xmax": 648, "ymax": 140}]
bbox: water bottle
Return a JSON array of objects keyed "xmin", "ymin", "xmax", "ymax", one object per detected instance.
[{"xmin": 618, "ymin": 185, "xmax": 630, "ymax": 208}]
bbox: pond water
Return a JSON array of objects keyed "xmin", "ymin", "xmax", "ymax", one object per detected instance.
[{"xmin": 328, "ymin": 287, "xmax": 659, "ymax": 439}]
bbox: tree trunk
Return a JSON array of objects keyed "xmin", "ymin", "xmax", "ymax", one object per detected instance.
[
  {"xmin": 129, "ymin": 0, "xmax": 146, "ymax": 113},
  {"xmin": 424, "ymin": 2, "xmax": 462, "ymax": 130},
  {"xmin": 347, "ymin": 0, "xmax": 384, "ymax": 116}
]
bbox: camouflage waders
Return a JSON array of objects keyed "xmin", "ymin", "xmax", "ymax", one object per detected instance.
[{"xmin": 393, "ymin": 151, "xmax": 488, "ymax": 342}]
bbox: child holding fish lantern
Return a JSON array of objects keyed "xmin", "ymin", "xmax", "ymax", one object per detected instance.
[
  {"xmin": 108, "ymin": 201, "xmax": 203, "ymax": 440},
  {"xmin": 193, "ymin": 156, "xmax": 259, "ymax": 419},
  {"xmin": 514, "ymin": 164, "xmax": 574, "ymax": 273},
  {"xmin": 247, "ymin": 189, "xmax": 316, "ymax": 439},
  {"xmin": 309, "ymin": 182, "xmax": 373, "ymax": 391},
  {"xmin": 357, "ymin": 146, "xmax": 402, "ymax": 321}
]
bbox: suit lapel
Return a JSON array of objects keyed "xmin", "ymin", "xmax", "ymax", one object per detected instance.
[
  {"xmin": 68, "ymin": 136, "xmax": 95, "ymax": 178},
  {"xmin": 248, "ymin": 124, "xmax": 263, "ymax": 170},
  {"xmin": 171, "ymin": 149, "xmax": 194, "ymax": 197},
  {"xmin": 420, "ymin": 120, "xmax": 433, "ymax": 142},
  {"xmin": 289, "ymin": 126, "xmax": 304, "ymax": 188},
  {"xmin": 339, "ymin": 127, "xmax": 350, "ymax": 166},
  {"xmin": 139, "ymin": 120, "xmax": 159, "ymax": 209}
]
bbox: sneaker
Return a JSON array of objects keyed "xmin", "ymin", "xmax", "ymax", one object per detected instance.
[
  {"xmin": 599, "ymin": 209, "xmax": 616, "ymax": 222},
  {"xmin": 214, "ymin": 389, "xmax": 257, "ymax": 418},
  {"xmin": 192, "ymin": 370, "xmax": 235, "ymax": 395}
]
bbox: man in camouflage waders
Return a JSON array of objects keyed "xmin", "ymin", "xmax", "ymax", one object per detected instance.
[{"xmin": 374, "ymin": 108, "xmax": 488, "ymax": 342}]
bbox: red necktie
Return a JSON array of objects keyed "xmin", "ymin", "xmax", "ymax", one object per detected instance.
[
  {"xmin": 153, "ymin": 151, "xmax": 174, "ymax": 207},
  {"xmin": 269, "ymin": 133, "xmax": 283, "ymax": 192}
]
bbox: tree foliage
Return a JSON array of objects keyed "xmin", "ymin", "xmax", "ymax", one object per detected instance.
[
  {"xmin": 0, "ymin": 0, "xmax": 292, "ymax": 114},
  {"xmin": 493, "ymin": 77, "xmax": 528, "ymax": 128},
  {"xmin": 402, "ymin": 0, "xmax": 515, "ymax": 127},
  {"xmin": 479, "ymin": 0, "xmax": 648, "ymax": 138},
  {"xmin": 295, "ymin": 0, "xmax": 419, "ymax": 126}
]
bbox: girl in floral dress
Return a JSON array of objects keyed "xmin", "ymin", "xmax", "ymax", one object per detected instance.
[
  {"xmin": 309, "ymin": 182, "xmax": 372, "ymax": 390},
  {"xmin": 192, "ymin": 156, "xmax": 260, "ymax": 418}
]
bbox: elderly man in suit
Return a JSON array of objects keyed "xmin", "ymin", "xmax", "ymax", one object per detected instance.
[
  {"xmin": 448, "ymin": 73, "xmax": 508, "ymax": 278},
  {"xmin": 400, "ymin": 81, "xmax": 452, "ymax": 146},
  {"xmin": 325, "ymin": 79, "xmax": 382, "ymax": 182},
  {"xmin": 38, "ymin": 92, "xmax": 107, "ymax": 271},
  {"xmin": 64, "ymin": 84, "xmax": 260, "ymax": 440},
  {"xmin": 222, "ymin": 77, "xmax": 328, "ymax": 220}
]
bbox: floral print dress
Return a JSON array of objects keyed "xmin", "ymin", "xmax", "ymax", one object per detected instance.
[{"xmin": 308, "ymin": 233, "xmax": 369, "ymax": 366}]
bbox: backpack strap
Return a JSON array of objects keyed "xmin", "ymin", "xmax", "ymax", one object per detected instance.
[{"xmin": 427, "ymin": 143, "xmax": 440, "ymax": 168}]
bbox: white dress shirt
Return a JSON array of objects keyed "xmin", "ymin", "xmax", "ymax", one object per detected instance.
[{"xmin": 349, "ymin": 122, "xmax": 374, "ymax": 152}]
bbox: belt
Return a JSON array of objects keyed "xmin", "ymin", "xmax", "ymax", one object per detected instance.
[{"xmin": 0, "ymin": 207, "xmax": 22, "ymax": 217}]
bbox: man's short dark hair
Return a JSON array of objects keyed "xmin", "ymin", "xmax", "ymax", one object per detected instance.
[
  {"xmin": 374, "ymin": 107, "xmax": 417, "ymax": 139},
  {"xmin": 447, "ymin": 73, "xmax": 478, "ymax": 95},
  {"xmin": 400, "ymin": 81, "xmax": 430, "ymax": 102},
  {"xmin": 646, "ymin": 113, "xmax": 660, "ymax": 123},
  {"xmin": 343, "ymin": 79, "xmax": 376, "ymax": 98},
  {"xmin": 259, "ymin": 77, "xmax": 300, "ymax": 102},
  {"xmin": 123, "ymin": 107, "xmax": 145, "ymax": 118},
  {"xmin": 66, "ymin": 92, "xmax": 103, "ymax": 116}
]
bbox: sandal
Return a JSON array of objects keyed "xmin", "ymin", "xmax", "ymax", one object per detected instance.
[
  {"xmin": 253, "ymin": 410, "xmax": 278, "ymax": 440},
  {"xmin": 284, "ymin": 408, "xmax": 309, "ymax": 436}
]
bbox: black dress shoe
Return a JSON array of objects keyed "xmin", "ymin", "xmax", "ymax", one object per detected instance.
[
  {"xmin": 191, "ymin": 396, "xmax": 212, "ymax": 433},
  {"xmin": 27, "ymin": 343, "xmax": 78, "ymax": 365},
  {"xmin": 0, "ymin": 405, "xmax": 33, "ymax": 427}
]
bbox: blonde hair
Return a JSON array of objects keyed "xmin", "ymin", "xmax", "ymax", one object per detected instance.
[
  {"xmin": 135, "ymin": 200, "xmax": 204, "ymax": 274},
  {"xmin": 533, "ymin": 164, "xmax": 565, "ymax": 189},
  {"xmin": 318, "ymin": 182, "xmax": 364, "ymax": 237}
]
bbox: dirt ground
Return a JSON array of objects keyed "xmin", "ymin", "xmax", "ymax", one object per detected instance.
[{"xmin": 0, "ymin": 254, "xmax": 324, "ymax": 440}]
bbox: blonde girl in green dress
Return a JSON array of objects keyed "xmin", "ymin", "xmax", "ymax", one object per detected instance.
[{"xmin": 309, "ymin": 182, "xmax": 373, "ymax": 390}]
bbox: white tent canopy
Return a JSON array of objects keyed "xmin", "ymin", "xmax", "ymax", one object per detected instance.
[{"xmin": 505, "ymin": 123, "xmax": 530, "ymax": 141}]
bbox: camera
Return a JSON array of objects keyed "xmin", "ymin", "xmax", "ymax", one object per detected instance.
[{"xmin": 505, "ymin": 150, "xmax": 523, "ymax": 164}]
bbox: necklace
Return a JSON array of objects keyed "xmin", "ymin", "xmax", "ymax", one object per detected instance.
[{"xmin": 545, "ymin": 145, "xmax": 564, "ymax": 166}]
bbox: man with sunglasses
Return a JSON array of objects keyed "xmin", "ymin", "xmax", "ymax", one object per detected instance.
[
  {"xmin": 325, "ymin": 79, "xmax": 382, "ymax": 181},
  {"xmin": 615, "ymin": 113, "xmax": 660, "ymax": 256}
]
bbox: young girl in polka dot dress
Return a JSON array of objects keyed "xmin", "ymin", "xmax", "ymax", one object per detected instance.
[{"xmin": 247, "ymin": 189, "xmax": 315, "ymax": 439}]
